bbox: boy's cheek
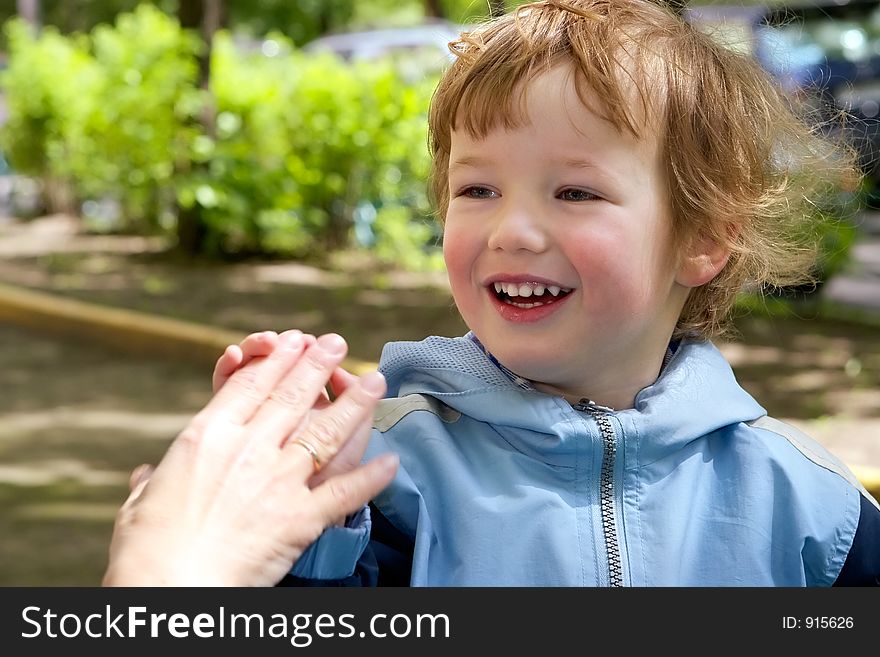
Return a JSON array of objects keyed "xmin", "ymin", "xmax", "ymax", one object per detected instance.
[{"xmin": 442, "ymin": 233, "xmax": 470, "ymax": 283}]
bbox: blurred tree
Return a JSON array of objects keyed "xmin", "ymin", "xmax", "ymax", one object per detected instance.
[
  {"xmin": 424, "ymin": 0, "xmax": 443, "ymax": 18},
  {"xmin": 225, "ymin": 0, "xmax": 356, "ymax": 46},
  {"xmin": 176, "ymin": 0, "xmax": 223, "ymax": 254},
  {"xmin": 0, "ymin": 0, "xmax": 539, "ymax": 46},
  {"xmin": 16, "ymin": 0, "xmax": 38, "ymax": 27}
]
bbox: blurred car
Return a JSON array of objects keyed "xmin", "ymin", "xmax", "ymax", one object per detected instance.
[
  {"xmin": 302, "ymin": 20, "xmax": 464, "ymax": 81},
  {"xmin": 686, "ymin": 0, "xmax": 880, "ymax": 190}
]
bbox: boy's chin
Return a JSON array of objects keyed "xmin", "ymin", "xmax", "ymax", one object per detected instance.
[{"xmin": 493, "ymin": 352, "xmax": 562, "ymax": 385}]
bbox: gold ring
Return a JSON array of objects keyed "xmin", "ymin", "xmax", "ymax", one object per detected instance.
[{"xmin": 292, "ymin": 438, "xmax": 322, "ymax": 473}]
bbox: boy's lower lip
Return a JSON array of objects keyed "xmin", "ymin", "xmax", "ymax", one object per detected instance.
[{"xmin": 487, "ymin": 288, "xmax": 571, "ymax": 323}]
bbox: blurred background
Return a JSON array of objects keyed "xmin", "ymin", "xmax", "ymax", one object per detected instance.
[{"xmin": 0, "ymin": 0, "xmax": 879, "ymax": 585}]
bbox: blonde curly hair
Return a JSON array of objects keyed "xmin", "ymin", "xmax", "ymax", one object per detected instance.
[{"xmin": 428, "ymin": 0, "xmax": 860, "ymax": 340}]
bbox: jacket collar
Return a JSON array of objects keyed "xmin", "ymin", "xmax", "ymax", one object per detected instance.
[{"xmin": 378, "ymin": 335, "xmax": 766, "ymax": 457}]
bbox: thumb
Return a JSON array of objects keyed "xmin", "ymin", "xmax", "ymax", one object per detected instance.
[{"xmin": 127, "ymin": 463, "xmax": 154, "ymax": 499}]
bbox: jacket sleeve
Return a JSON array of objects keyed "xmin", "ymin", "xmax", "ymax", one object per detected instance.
[
  {"xmin": 275, "ymin": 503, "xmax": 414, "ymax": 587},
  {"xmin": 833, "ymin": 493, "xmax": 880, "ymax": 586}
]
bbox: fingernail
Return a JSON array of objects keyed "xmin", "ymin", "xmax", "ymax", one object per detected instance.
[
  {"xmin": 361, "ymin": 371, "xmax": 386, "ymax": 396},
  {"xmin": 317, "ymin": 333, "xmax": 346, "ymax": 355},
  {"xmin": 280, "ymin": 330, "xmax": 302, "ymax": 347},
  {"xmin": 377, "ymin": 453, "xmax": 399, "ymax": 473},
  {"xmin": 131, "ymin": 464, "xmax": 153, "ymax": 489}
]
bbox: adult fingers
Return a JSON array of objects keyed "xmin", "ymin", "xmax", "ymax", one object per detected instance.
[
  {"xmin": 328, "ymin": 366, "xmax": 359, "ymax": 400},
  {"xmin": 306, "ymin": 417, "xmax": 372, "ymax": 488},
  {"xmin": 201, "ymin": 330, "xmax": 308, "ymax": 425},
  {"xmin": 247, "ymin": 333, "xmax": 349, "ymax": 443},
  {"xmin": 308, "ymin": 453, "xmax": 399, "ymax": 528},
  {"xmin": 283, "ymin": 371, "xmax": 385, "ymax": 480},
  {"xmin": 309, "ymin": 372, "xmax": 384, "ymax": 485}
]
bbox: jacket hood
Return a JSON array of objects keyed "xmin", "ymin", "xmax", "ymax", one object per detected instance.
[{"xmin": 378, "ymin": 334, "xmax": 766, "ymax": 460}]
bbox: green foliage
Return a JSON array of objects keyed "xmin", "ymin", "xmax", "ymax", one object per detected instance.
[
  {"xmin": 0, "ymin": 4, "xmax": 443, "ymax": 268},
  {"xmin": 192, "ymin": 32, "xmax": 437, "ymax": 263},
  {"xmin": 226, "ymin": 0, "xmax": 358, "ymax": 46},
  {"xmin": 736, "ymin": 188, "xmax": 861, "ymax": 315},
  {"xmin": 810, "ymin": 197, "xmax": 860, "ymax": 285},
  {"xmin": 11, "ymin": 1, "xmax": 829, "ymax": 274},
  {"xmin": 81, "ymin": 5, "xmax": 201, "ymax": 230},
  {"xmin": 0, "ymin": 6, "xmax": 200, "ymax": 230},
  {"xmin": 0, "ymin": 20, "xmax": 98, "ymax": 176}
]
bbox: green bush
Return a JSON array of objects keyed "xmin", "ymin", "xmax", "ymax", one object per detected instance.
[
  {"xmin": 0, "ymin": 7, "xmax": 442, "ymax": 268},
  {"xmin": 0, "ymin": 20, "xmax": 98, "ymax": 185},
  {"xmin": 0, "ymin": 7, "xmax": 199, "ymax": 231},
  {"xmin": 191, "ymin": 32, "xmax": 438, "ymax": 264},
  {"xmin": 81, "ymin": 5, "xmax": 201, "ymax": 231}
]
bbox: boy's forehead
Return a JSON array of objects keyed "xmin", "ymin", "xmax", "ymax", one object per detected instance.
[
  {"xmin": 451, "ymin": 61, "xmax": 662, "ymax": 153},
  {"xmin": 447, "ymin": 80, "xmax": 666, "ymax": 194}
]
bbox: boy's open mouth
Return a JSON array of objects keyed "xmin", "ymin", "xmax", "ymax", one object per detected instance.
[{"xmin": 490, "ymin": 281, "xmax": 572, "ymax": 309}]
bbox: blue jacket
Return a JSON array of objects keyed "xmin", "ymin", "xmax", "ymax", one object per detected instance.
[{"xmin": 283, "ymin": 336, "xmax": 880, "ymax": 586}]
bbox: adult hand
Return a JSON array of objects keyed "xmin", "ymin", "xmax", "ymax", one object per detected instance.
[
  {"xmin": 211, "ymin": 330, "xmax": 370, "ymax": 491},
  {"xmin": 102, "ymin": 331, "xmax": 398, "ymax": 587}
]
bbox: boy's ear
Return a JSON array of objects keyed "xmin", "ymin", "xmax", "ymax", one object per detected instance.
[{"xmin": 676, "ymin": 233, "xmax": 730, "ymax": 288}]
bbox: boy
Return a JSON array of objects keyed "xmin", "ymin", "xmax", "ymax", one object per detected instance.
[{"xmin": 215, "ymin": 0, "xmax": 880, "ymax": 585}]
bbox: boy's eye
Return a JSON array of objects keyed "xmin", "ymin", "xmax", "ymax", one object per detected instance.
[
  {"xmin": 558, "ymin": 188, "xmax": 598, "ymax": 202},
  {"xmin": 459, "ymin": 186, "xmax": 497, "ymax": 199}
]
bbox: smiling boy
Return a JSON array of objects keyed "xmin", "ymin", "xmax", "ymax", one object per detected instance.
[
  {"xmin": 218, "ymin": 0, "xmax": 880, "ymax": 585},
  {"xmin": 443, "ymin": 63, "xmax": 702, "ymax": 410}
]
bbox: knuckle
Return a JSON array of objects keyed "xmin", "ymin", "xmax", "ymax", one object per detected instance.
[
  {"xmin": 226, "ymin": 367, "xmax": 263, "ymax": 401},
  {"xmin": 175, "ymin": 425, "xmax": 204, "ymax": 451},
  {"xmin": 325, "ymin": 476, "xmax": 355, "ymax": 508},
  {"xmin": 268, "ymin": 383, "xmax": 304, "ymax": 409},
  {"xmin": 306, "ymin": 413, "xmax": 350, "ymax": 453},
  {"xmin": 303, "ymin": 345, "xmax": 335, "ymax": 375},
  {"xmin": 345, "ymin": 387, "xmax": 373, "ymax": 414}
]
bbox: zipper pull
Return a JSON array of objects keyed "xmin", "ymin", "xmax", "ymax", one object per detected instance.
[{"xmin": 573, "ymin": 397, "xmax": 614, "ymax": 414}]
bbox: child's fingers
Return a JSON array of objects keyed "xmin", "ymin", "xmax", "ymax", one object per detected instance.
[
  {"xmin": 240, "ymin": 331, "xmax": 280, "ymax": 359},
  {"xmin": 213, "ymin": 344, "xmax": 244, "ymax": 392},
  {"xmin": 213, "ymin": 331, "xmax": 282, "ymax": 393}
]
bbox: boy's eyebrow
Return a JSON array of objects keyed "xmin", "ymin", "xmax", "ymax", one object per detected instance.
[
  {"xmin": 562, "ymin": 157, "xmax": 604, "ymax": 171},
  {"xmin": 448, "ymin": 155, "xmax": 489, "ymax": 174},
  {"xmin": 449, "ymin": 156, "xmax": 611, "ymax": 173}
]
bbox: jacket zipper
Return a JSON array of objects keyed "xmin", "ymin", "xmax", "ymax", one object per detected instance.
[{"xmin": 573, "ymin": 398, "xmax": 623, "ymax": 587}]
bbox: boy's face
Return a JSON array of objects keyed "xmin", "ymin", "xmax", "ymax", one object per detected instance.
[{"xmin": 443, "ymin": 64, "xmax": 693, "ymax": 407}]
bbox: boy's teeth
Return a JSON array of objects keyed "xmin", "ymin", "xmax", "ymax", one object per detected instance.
[{"xmin": 496, "ymin": 282, "xmax": 570, "ymax": 297}]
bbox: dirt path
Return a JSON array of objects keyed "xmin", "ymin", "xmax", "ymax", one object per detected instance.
[{"xmin": 1, "ymin": 215, "xmax": 878, "ymax": 584}]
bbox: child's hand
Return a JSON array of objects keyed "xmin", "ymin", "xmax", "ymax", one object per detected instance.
[
  {"xmin": 214, "ymin": 330, "xmax": 326, "ymax": 393},
  {"xmin": 214, "ymin": 330, "xmax": 284, "ymax": 393}
]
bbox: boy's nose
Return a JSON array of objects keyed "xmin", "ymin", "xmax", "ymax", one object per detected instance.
[{"xmin": 486, "ymin": 202, "xmax": 549, "ymax": 253}]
